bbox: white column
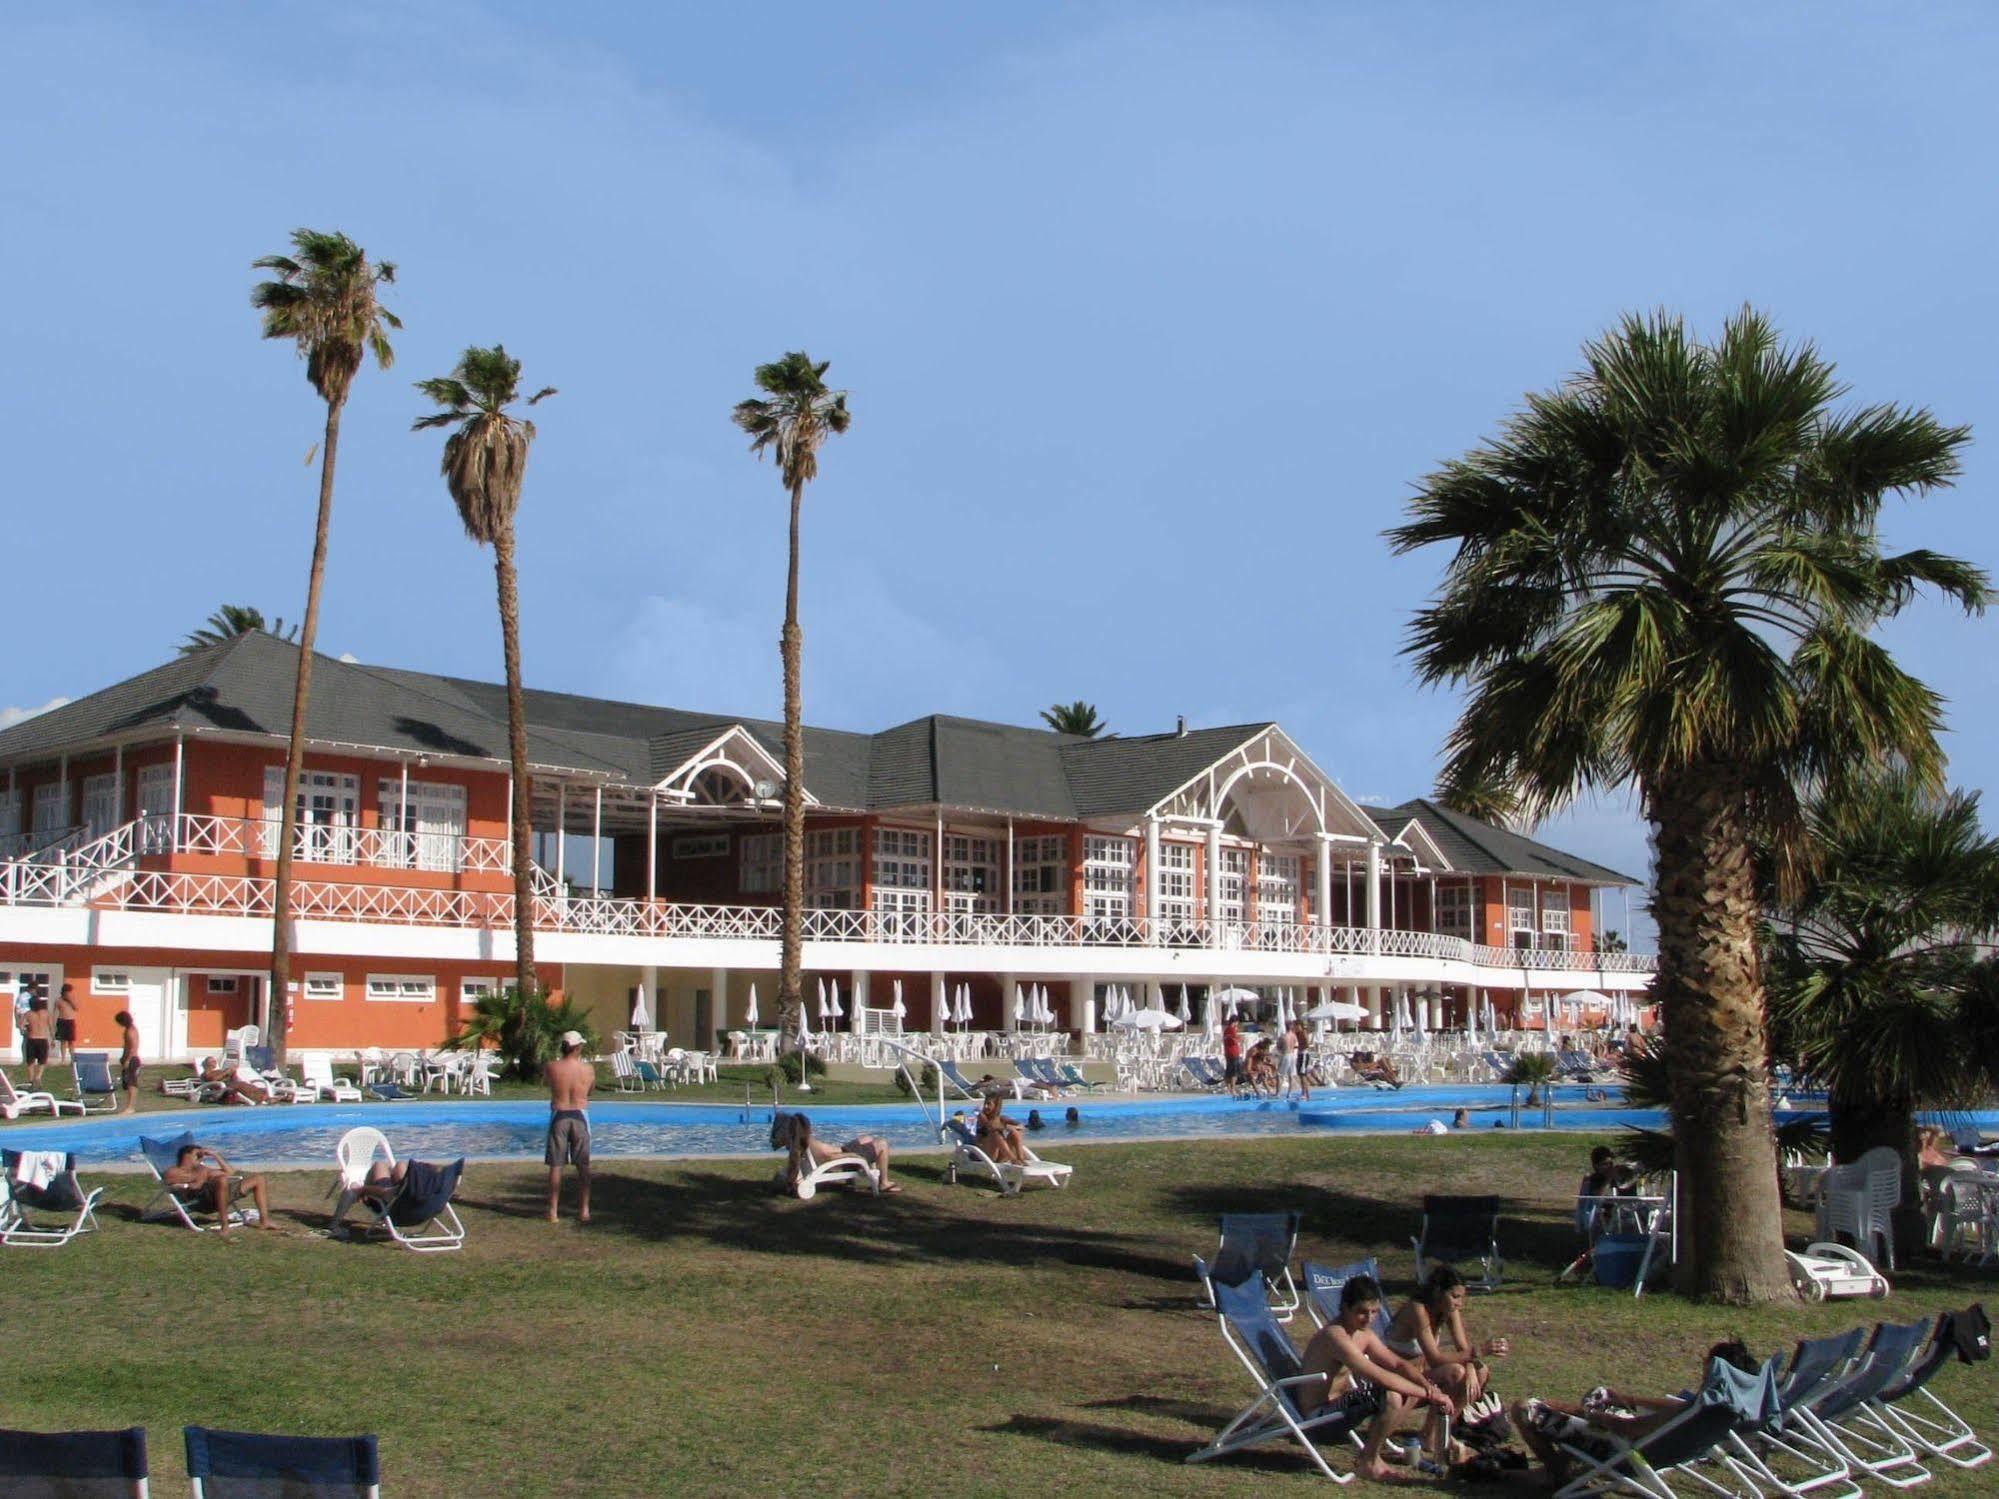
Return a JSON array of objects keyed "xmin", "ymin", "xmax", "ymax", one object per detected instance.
[
  {"xmin": 112, "ymin": 743, "xmax": 123, "ymax": 826},
  {"xmin": 641, "ymin": 963, "xmax": 657, "ymax": 1034},
  {"xmin": 399, "ymin": 759, "xmax": 409, "ymax": 860},
  {"xmin": 1205, "ymin": 822, "xmax": 1222, "ymax": 922},
  {"xmin": 710, "ymin": 967, "xmax": 730, "ymax": 1033},
  {"xmin": 1000, "ymin": 972, "xmax": 1018, "ymax": 1033},
  {"xmin": 591, "ymin": 785, "xmax": 603, "ymax": 893},
  {"xmin": 1430, "ymin": 990, "xmax": 1445, "ymax": 1029},
  {"xmin": 1004, "ymin": 820, "xmax": 1015, "ymax": 916},
  {"xmin": 850, "ymin": 970, "xmax": 870, "ymax": 1028},
  {"xmin": 504, "ymin": 776, "xmax": 513, "ymax": 868},
  {"xmin": 1315, "ymin": 836, "xmax": 1333, "ymax": 928},
  {"xmin": 646, "ymin": 791, "xmax": 658, "ymax": 901},
  {"xmin": 1144, "ymin": 815, "xmax": 1161, "ymax": 937},
  {"xmin": 1365, "ymin": 984, "xmax": 1382, "ymax": 1026},
  {"xmin": 1364, "ymin": 840, "xmax": 1382, "ymax": 954},
  {"xmin": 930, "ymin": 971, "xmax": 946, "ymax": 1038},
  {"xmin": 1072, "ymin": 975, "xmax": 1095, "ymax": 1035},
  {"xmin": 1147, "ymin": 978, "xmax": 1166, "ymax": 1012},
  {"xmin": 58, "ymin": 754, "xmax": 68, "ymax": 827},
  {"xmin": 171, "ymin": 734, "xmax": 184, "ymax": 827},
  {"xmin": 555, "ymin": 783, "xmax": 567, "ymax": 886}
]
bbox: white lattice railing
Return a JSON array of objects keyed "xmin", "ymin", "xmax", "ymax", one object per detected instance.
[
  {"xmin": 0, "ymin": 818, "xmax": 1658, "ymax": 973},
  {"xmin": 0, "ymin": 825, "xmax": 88, "ymax": 862},
  {"xmin": 151, "ymin": 814, "xmax": 513, "ymax": 876}
]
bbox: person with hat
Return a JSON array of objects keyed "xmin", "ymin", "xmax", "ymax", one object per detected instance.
[{"xmin": 544, "ymin": 1030, "xmax": 594, "ymax": 1223}]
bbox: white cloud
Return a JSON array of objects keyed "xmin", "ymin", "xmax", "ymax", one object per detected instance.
[{"xmin": 0, "ymin": 697, "xmax": 69, "ymax": 730}]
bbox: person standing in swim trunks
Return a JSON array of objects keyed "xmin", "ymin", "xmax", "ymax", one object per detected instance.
[
  {"xmin": 52, "ymin": 983, "xmax": 77, "ymax": 1064},
  {"xmin": 544, "ymin": 1030, "xmax": 594, "ymax": 1223},
  {"xmin": 114, "ymin": 1009, "xmax": 142, "ymax": 1114},
  {"xmin": 20, "ymin": 997, "xmax": 52, "ymax": 1086}
]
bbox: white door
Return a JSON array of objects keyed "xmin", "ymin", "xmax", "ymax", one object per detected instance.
[
  {"xmin": 1, "ymin": 966, "xmax": 59, "ymax": 1061},
  {"xmin": 123, "ymin": 968, "xmax": 172, "ymax": 1064},
  {"xmin": 81, "ymin": 773, "xmax": 119, "ymax": 840}
]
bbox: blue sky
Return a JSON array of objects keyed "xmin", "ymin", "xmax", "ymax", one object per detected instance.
[{"xmin": 5, "ymin": 2, "xmax": 1997, "ymax": 945}]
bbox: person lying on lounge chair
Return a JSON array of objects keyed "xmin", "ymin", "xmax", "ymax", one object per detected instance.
[
  {"xmin": 196, "ymin": 1058, "xmax": 272, "ymax": 1106},
  {"xmin": 977, "ymin": 1094, "xmax": 1028, "ymax": 1165},
  {"xmin": 1382, "ymin": 1266, "xmax": 1510, "ymax": 1461},
  {"xmin": 163, "ymin": 1143, "xmax": 278, "ymax": 1236},
  {"xmin": 1296, "ymin": 1273, "xmax": 1457, "ymax": 1482},
  {"xmin": 1511, "ymin": 1340, "xmax": 1756, "ymax": 1483},
  {"xmin": 1352, "ymin": 1053, "xmax": 1402, "ymax": 1088},
  {"xmin": 782, "ymin": 1113, "xmax": 899, "ymax": 1194}
]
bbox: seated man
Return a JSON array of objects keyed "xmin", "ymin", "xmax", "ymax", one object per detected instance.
[
  {"xmin": 780, "ymin": 1113, "xmax": 899, "ymax": 1194},
  {"xmin": 162, "ymin": 1143, "xmax": 278, "ymax": 1236},
  {"xmin": 196, "ymin": 1057, "xmax": 272, "ymax": 1106},
  {"xmin": 1574, "ymin": 1145, "xmax": 1631, "ymax": 1236},
  {"xmin": 1511, "ymin": 1341, "xmax": 1756, "ymax": 1483},
  {"xmin": 1296, "ymin": 1273, "xmax": 1456, "ymax": 1482}
]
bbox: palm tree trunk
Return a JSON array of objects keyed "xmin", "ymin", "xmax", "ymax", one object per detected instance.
[
  {"xmin": 493, "ymin": 518, "xmax": 536, "ymax": 999},
  {"xmin": 269, "ymin": 397, "xmax": 343, "ymax": 1065},
  {"xmin": 1650, "ymin": 764, "xmax": 1793, "ymax": 1303},
  {"xmin": 779, "ymin": 477, "xmax": 806, "ymax": 1049}
]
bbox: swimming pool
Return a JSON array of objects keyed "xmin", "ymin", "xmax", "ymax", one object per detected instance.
[{"xmin": 6, "ymin": 1090, "xmax": 1987, "ymax": 1169}]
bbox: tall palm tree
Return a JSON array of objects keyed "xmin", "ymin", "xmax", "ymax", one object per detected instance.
[
  {"xmin": 1433, "ymin": 770, "xmax": 1522, "ymax": 828},
  {"xmin": 1768, "ymin": 774, "xmax": 1999, "ymax": 1187},
  {"xmin": 413, "ymin": 346, "xmax": 555, "ymax": 1003},
  {"xmin": 1389, "ymin": 308, "xmax": 1988, "ymax": 1302},
  {"xmin": 179, "ymin": 605, "xmax": 298, "ymax": 654},
  {"xmin": 251, "ymin": 229, "xmax": 398, "ymax": 1062},
  {"xmin": 732, "ymin": 353, "xmax": 851, "ymax": 1044},
  {"xmin": 1040, "ymin": 701, "xmax": 1109, "ymax": 737}
]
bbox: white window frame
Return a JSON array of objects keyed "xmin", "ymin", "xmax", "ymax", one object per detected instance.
[
  {"xmin": 92, "ymin": 968, "xmax": 132, "ymax": 995},
  {"xmin": 137, "ymin": 763, "xmax": 176, "ymax": 853},
  {"xmin": 0, "ymin": 788, "xmax": 19, "ymax": 841},
  {"xmin": 1256, "ymin": 852, "xmax": 1301, "ymax": 926},
  {"xmin": 262, "ymin": 767, "xmax": 360, "ymax": 861},
  {"xmin": 376, "ymin": 778, "xmax": 467, "ymax": 872},
  {"xmin": 460, "ymin": 977, "xmax": 498, "ymax": 1002},
  {"xmin": 1214, "ymin": 846, "xmax": 1248, "ymax": 924},
  {"xmin": 870, "ymin": 827, "xmax": 932, "ymax": 913},
  {"xmin": 207, "ymin": 976, "xmax": 238, "ymax": 994},
  {"xmin": 806, "ymin": 827, "xmax": 860, "ymax": 909},
  {"xmin": 80, "ymin": 773, "xmax": 119, "ymax": 840},
  {"xmin": 365, "ymin": 974, "xmax": 436, "ymax": 1003},
  {"xmin": 1011, "ymin": 835, "xmax": 1067, "ymax": 915},
  {"xmin": 302, "ymin": 972, "xmax": 344, "ymax": 1001},
  {"xmin": 1155, "ymin": 841, "xmax": 1196, "ymax": 924},
  {"xmin": 1435, "ymin": 882, "xmax": 1476, "ymax": 939},
  {"xmin": 739, "ymin": 832, "xmax": 781, "ymax": 894},
  {"xmin": 942, "ymin": 833, "xmax": 1000, "ymax": 914},
  {"xmin": 31, "ymin": 782, "xmax": 67, "ymax": 835},
  {"xmin": 1082, "ymin": 835, "xmax": 1135, "ymax": 922}
]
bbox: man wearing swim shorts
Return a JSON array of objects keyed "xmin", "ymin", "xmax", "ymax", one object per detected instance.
[
  {"xmin": 544, "ymin": 1029, "xmax": 594, "ymax": 1223},
  {"xmin": 20, "ymin": 997, "xmax": 52, "ymax": 1085},
  {"xmin": 53, "ymin": 983, "xmax": 77, "ymax": 1063},
  {"xmin": 115, "ymin": 1009, "xmax": 142, "ymax": 1114}
]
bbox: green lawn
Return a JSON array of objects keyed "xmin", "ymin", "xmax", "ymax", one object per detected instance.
[{"xmin": 4, "ymin": 1130, "xmax": 1994, "ymax": 1497}]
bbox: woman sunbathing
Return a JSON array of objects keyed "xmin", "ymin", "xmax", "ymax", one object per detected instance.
[
  {"xmin": 1297, "ymin": 1274, "xmax": 1457, "ymax": 1482},
  {"xmin": 782, "ymin": 1113, "xmax": 899, "ymax": 1193},
  {"xmin": 1381, "ymin": 1266, "xmax": 1510, "ymax": 1460},
  {"xmin": 977, "ymin": 1094, "xmax": 1028, "ymax": 1165}
]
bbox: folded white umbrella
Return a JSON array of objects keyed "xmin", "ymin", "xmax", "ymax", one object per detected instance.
[
  {"xmin": 828, "ymin": 979, "xmax": 843, "ymax": 1020},
  {"xmin": 629, "ymin": 987, "xmax": 651, "ymax": 1030},
  {"xmin": 1013, "ymin": 986, "xmax": 1026, "ymax": 1023},
  {"xmin": 815, "ymin": 976, "xmax": 828, "ymax": 1023},
  {"xmin": 892, "ymin": 979, "xmax": 906, "ymax": 1021},
  {"xmin": 745, "ymin": 983, "xmax": 760, "ymax": 1027},
  {"xmin": 1175, "ymin": 986, "xmax": 1192, "ymax": 1024},
  {"xmin": 1212, "ymin": 986, "xmax": 1259, "ymax": 1013}
]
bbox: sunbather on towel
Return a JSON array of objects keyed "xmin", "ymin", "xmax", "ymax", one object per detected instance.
[
  {"xmin": 163, "ymin": 1144, "xmax": 278, "ymax": 1236},
  {"xmin": 977, "ymin": 1094, "xmax": 1028, "ymax": 1165},
  {"xmin": 1297, "ymin": 1273, "xmax": 1456, "ymax": 1483},
  {"xmin": 1511, "ymin": 1340, "xmax": 1756, "ymax": 1483},
  {"xmin": 782, "ymin": 1113, "xmax": 899, "ymax": 1194},
  {"xmin": 195, "ymin": 1058, "xmax": 272, "ymax": 1106}
]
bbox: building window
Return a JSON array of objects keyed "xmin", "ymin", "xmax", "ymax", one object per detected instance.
[
  {"xmin": 262, "ymin": 767, "xmax": 360, "ymax": 862},
  {"xmin": 1508, "ymin": 887, "xmax": 1538, "ymax": 950},
  {"xmin": 739, "ymin": 832, "xmax": 781, "ymax": 894},
  {"xmin": 806, "ymin": 828, "xmax": 860, "ymax": 909},
  {"xmin": 92, "ymin": 968, "xmax": 131, "ymax": 995},
  {"xmin": 207, "ymin": 976, "xmax": 238, "ymax": 994},
  {"xmin": 1214, "ymin": 846, "xmax": 1248, "ymax": 923},
  {"xmin": 80, "ymin": 773, "xmax": 119, "ymax": 840},
  {"xmin": 136, "ymin": 763, "xmax": 176, "ymax": 852},
  {"xmin": 365, "ymin": 974, "xmax": 436, "ymax": 1002},
  {"xmin": 871, "ymin": 827, "xmax": 932, "ymax": 914},
  {"xmin": 1012, "ymin": 835, "xmax": 1067, "ymax": 915},
  {"xmin": 1435, "ymin": 882, "xmax": 1476, "ymax": 939},
  {"xmin": 942, "ymin": 833, "xmax": 1000, "ymax": 914},
  {"xmin": 1541, "ymin": 903, "xmax": 1570, "ymax": 951},
  {"xmin": 303, "ymin": 973, "xmax": 343, "ymax": 1001},
  {"xmin": 376, "ymin": 778, "xmax": 467, "ymax": 872},
  {"xmin": 1257, "ymin": 853, "xmax": 1300, "ymax": 925},
  {"xmin": 1155, "ymin": 841, "xmax": 1196, "ymax": 925},
  {"xmin": 31, "ymin": 782, "xmax": 68, "ymax": 835},
  {"xmin": 0, "ymin": 788, "xmax": 19, "ymax": 842},
  {"xmin": 460, "ymin": 977, "xmax": 498, "ymax": 1002},
  {"xmin": 1082, "ymin": 835, "xmax": 1135, "ymax": 921}
]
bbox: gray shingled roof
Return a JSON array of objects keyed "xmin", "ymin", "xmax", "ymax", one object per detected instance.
[
  {"xmin": 1062, "ymin": 724, "xmax": 1271, "ymax": 818},
  {"xmin": 1365, "ymin": 797, "xmax": 1639, "ymax": 885}
]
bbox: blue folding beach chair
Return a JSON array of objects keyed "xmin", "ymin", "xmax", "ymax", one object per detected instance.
[
  {"xmin": 1186, "ymin": 1271, "xmax": 1377, "ymax": 1481},
  {"xmin": 364, "ymin": 1158, "xmax": 466, "ymax": 1253},
  {"xmin": 1196, "ymin": 1212, "xmax": 1302, "ymax": 1321},
  {"xmin": 72, "ymin": 1051, "xmax": 120, "ymax": 1113},
  {"xmin": 937, "ymin": 1059, "xmax": 990, "ymax": 1101},
  {"xmin": 0, "ymin": 1148, "xmax": 102, "ymax": 1247},
  {"xmin": 0, "ymin": 1426, "xmax": 149, "ymax": 1496},
  {"xmin": 1732, "ymin": 1327, "xmax": 1871, "ymax": 1499},
  {"xmin": 1055, "ymin": 1061, "xmax": 1103, "ymax": 1092},
  {"xmin": 138, "ymin": 1132, "xmax": 253, "ymax": 1233},
  {"xmin": 185, "ymin": 1428, "xmax": 378, "ymax": 1498},
  {"xmin": 1412, "ymin": 1195, "xmax": 1502, "ymax": 1291},
  {"xmin": 1795, "ymin": 1318, "xmax": 1936, "ymax": 1489},
  {"xmin": 1301, "ymin": 1257, "xmax": 1393, "ymax": 1337},
  {"xmin": 1863, "ymin": 1304, "xmax": 1991, "ymax": 1470},
  {"xmin": 1553, "ymin": 1354, "xmax": 1781, "ymax": 1499}
]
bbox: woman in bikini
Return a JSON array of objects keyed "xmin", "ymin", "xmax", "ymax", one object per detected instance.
[
  {"xmin": 976, "ymin": 1093, "xmax": 1027, "ymax": 1165},
  {"xmin": 1382, "ymin": 1265, "xmax": 1510, "ymax": 1461},
  {"xmin": 784, "ymin": 1113, "xmax": 899, "ymax": 1193}
]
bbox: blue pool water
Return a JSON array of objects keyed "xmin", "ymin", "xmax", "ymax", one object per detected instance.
[{"xmin": 8, "ymin": 1090, "xmax": 1991, "ymax": 1168}]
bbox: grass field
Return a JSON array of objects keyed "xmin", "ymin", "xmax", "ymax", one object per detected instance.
[{"xmin": 3, "ymin": 1123, "xmax": 1994, "ymax": 1496}]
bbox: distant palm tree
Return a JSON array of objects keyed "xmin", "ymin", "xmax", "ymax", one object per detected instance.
[
  {"xmin": 413, "ymin": 345, "xmax": 555, "ymax": 1003},
  {"xmin": 1041, "ymin": 701, "xmax": 1108, "ymax": 737},
  {"xmin": 1434, "ymin": 770, "xmax": 1521, "ymax": 828},
  {"xmin": 251, "ymin": 228, "xmax": 398, "ymax": 1063},
  {"xmin": 732, "ymin": 352, "xmax": 851, "ymax": 1044},
  {"xmin": 179, "ymin": 605, "xmax": 298, "ymax": 654},
  {"xmin": 1390, "ymin": 308, "xmax": 1987, "ymax": 1303}
]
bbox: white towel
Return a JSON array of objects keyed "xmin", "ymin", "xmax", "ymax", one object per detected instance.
[{"xmin": 11, "ymin": 1150, "xmax": 64, "ymax": 1191}]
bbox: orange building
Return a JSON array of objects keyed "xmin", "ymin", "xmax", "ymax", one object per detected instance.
[{"xmin": 0, "ymin": 633, "xmax": 1651, "ymax": 1062}]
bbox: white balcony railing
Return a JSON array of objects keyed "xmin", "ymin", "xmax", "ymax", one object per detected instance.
[
  {"xmin": 0, "ymin": 818, "xmax": 1658, "ymax": 974},
  {"xmin": 161, "ymin": 814, "xmax": 513, "ymax": 876}
]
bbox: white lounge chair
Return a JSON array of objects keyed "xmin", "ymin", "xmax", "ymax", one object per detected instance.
[
  {"xmin": 301, "ymin": 1054, "xmax": 362, "ymax": 1103},
  {"xmin": 942, "ymin": 1118, "xmax": 1073, "ymax": 1196},
  {"xmin": 0, "ymin": 1068, "xmax": 84, "ymax": 1119},
  {"xmin": 769, "ymin": 1112, "xmax": 879, "ymax": 1199}
]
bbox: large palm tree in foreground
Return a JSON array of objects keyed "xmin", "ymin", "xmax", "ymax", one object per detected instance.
[
  {"xmin": 1390, "ymin": 308, "xmax": 1987, "ymax": 1302},
  {"xmin": 414, "ymin": 345, "xmax": 555, "ymax": 1003},
  {"xmin": 251, "ymin": 229, "xmax": 398, "ymax": 1062},
  {"xmin": 1768, "ymin": 774, "xmax": 1999, "ymax": 1202},
  {"xmin": 733, "ymin": 353, "xmax": 851, "ymax": 1044}
]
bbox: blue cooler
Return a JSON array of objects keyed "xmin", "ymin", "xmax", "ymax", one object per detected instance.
[{"xmin": 1592, "ymin": 1233, "xmax": 1651, "ymax": 1289}]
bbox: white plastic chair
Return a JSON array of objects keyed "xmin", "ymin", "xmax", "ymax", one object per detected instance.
[
  {"xmin": 329, "ymin": 1126, "xmax": 395, "ymax": 1230},
  {"xmin": 1817, "ymin": 1146, "xmax": 1901, "ymax": 1269}
]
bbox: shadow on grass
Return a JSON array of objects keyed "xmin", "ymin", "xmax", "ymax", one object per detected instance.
[
  {"xmin": 980, "ymin": 1410, "xmax": 1336, "ymax": 1476},
  {"xmin": 463, "ymin": 1162, "xmax": 1196, "ymax": 1279}
]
